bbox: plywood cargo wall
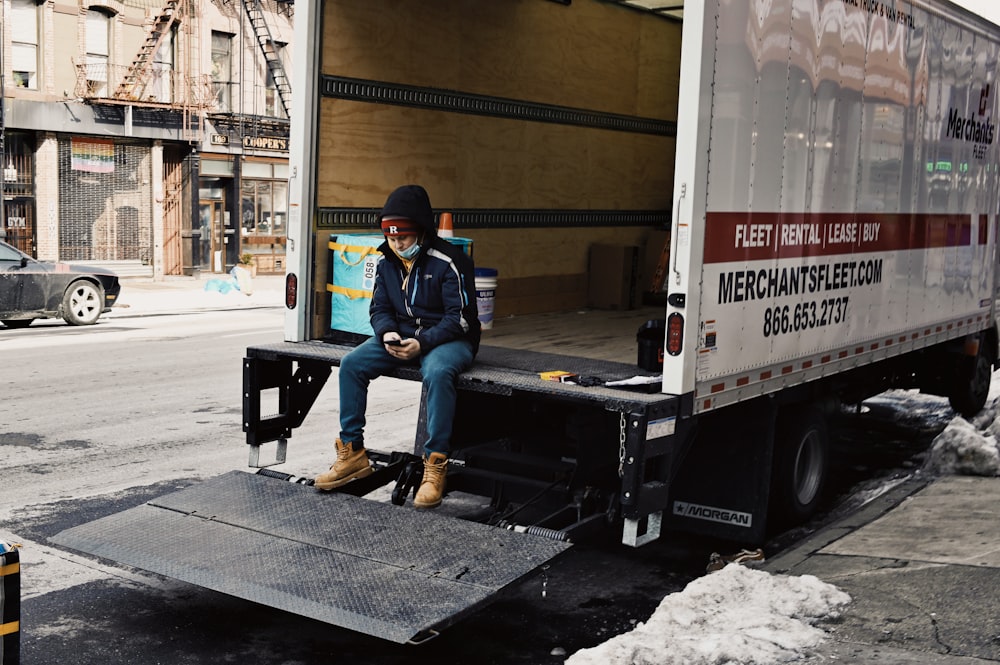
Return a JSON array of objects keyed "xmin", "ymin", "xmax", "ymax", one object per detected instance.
[
  {"xmin": 314, "ymin": 0, "xmax": 681, "ymax": 315},
  {"xmin": 316, "ymin": 101, "xmax": 674, "ymax": 214},
  {"xmin": 320, "ymin": 0, "xmax": 678, "ymax": 121}
]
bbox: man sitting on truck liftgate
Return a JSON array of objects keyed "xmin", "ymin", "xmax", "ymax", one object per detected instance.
[{"xmin": 315, "ymin": 184, "xmax": 482, "ymax": 508}]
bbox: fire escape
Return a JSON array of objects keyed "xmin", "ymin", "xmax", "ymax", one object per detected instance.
[
  {"xmin": 115, "ymin": 1, "xmax": 179, "ymax": 101},
  {"xmin": 243, "ymin": 0, "xmax": 292, "ymax": 119},
  {"xmin": 75, "ymin": 0, "xmax": 213, "ymax": 143},
  {"xmin": 208, "ymin": 0, "xmax": 292, "ymax": 148}
]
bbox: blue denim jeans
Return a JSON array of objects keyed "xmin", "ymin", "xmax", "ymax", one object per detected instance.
[{"xmin": 338, "ymin": 336, "xmax": 475, "ymax": 455}]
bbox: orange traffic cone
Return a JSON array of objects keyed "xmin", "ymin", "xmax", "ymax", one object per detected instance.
[{"xmin": 439, "ymin": 212, "xmax": 454, "ymax": 238}]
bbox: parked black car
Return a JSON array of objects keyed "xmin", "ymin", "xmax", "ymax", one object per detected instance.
[{"xmin": 0, "ymin": 240, "xmax": 121, "ymax": 328}]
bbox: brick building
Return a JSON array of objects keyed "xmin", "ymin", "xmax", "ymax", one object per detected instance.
[{"xmin": 0, "ymin": 0, "xmax": 292, "ymax": 277}]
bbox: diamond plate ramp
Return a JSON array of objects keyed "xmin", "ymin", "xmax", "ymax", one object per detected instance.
[{"xmin": 51, "ymin": 471, "xmax": 572, "ymax": 643}]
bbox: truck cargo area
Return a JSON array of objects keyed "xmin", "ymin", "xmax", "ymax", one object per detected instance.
[{"xmin": 52, "ymin": 470, "xmax": 572, "ymax": 644}]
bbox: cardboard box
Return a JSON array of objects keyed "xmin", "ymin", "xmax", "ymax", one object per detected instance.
[{"xmin": 588, "ymin": 243, "xmax": 640, "ymax": 310}]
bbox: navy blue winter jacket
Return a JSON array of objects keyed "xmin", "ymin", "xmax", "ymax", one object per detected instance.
[{"xmin": 370, "ymin": 236, "xmax": 481, "ymax": 356}]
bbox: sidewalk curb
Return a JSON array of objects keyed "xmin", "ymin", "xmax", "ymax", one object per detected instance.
[
  {"xmin": 763, "ymin": 473, "xmax": 935, "ymax": 575},
  {"xmin": 105, "ymin": 304, "xmax": 285, "ymax": 319}
]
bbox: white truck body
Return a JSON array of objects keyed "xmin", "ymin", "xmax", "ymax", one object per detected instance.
[
  {"xmin": 276, "ymin": 0, "xmax": 999, "ymax": 540},
  {"xmin": 287, "ymin": 0, "xmax": 999, "ymax": 418},
  {"xmin": 666, "ymin": 0, "xmax": 999, "ymax": 411}
]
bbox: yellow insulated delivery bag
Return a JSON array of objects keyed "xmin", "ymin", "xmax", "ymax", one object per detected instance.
[
  {"xmin": 327, "ymin": 234, "xmax": 475, "ymax": 338},
  {"xmin": 0, "ymin": 543, "xmax": 19, "ymax": 665},
  {"xmin": 328, "ymin": 234, "xmax": 385, "ymax": 337}
]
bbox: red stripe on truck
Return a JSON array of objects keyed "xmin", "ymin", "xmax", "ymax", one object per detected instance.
[{"xmin": 704, "ymin": 212, "xmax": 983, "ymax": 263}]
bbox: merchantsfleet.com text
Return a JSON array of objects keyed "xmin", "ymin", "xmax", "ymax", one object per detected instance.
[{"xmin": 718, "ymin": 259, "xmax": 883, "ymax": 304}]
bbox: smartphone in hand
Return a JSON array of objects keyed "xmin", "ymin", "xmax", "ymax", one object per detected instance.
[{"xmin": 385, "ymin": 338, "xmax": 406, "ymax": 346}]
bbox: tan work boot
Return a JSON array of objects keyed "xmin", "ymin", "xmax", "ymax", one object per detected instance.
[
  {"xmin": 314, "ymin": 439, "xmax": 373, "ymax": 490},
  {"xmin": 413, "ymin": 452, "xmax": 448, "ymax": 509}
]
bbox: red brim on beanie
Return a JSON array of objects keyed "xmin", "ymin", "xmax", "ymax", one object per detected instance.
[{"xmin": 381, "ymin": 219, "xmax": 420, "ymax": 236}]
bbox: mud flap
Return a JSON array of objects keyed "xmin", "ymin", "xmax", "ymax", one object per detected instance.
[{"xmin": 51, "ymin": 471, "xmax": 571, "ymax": 644}]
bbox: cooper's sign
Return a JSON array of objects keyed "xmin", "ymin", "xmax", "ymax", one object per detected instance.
[{"xmin": 242, "ymin": 136, "xmax": 289, "ymax": 151}]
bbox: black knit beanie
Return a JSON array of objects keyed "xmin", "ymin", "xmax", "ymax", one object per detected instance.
[{"xmin": 378, "ymin": 185, "xmax": 435, "ymax": 235}]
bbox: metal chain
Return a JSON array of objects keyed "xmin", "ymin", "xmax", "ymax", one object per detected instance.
[{"xmin": 618, "ymin": 412, "xmax": 627, "ymax": 477}]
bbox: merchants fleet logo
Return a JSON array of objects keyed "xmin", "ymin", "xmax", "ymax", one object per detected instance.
[{"xmin": 945, "ymin": 85, "xmax": 995, "ymax": 158}]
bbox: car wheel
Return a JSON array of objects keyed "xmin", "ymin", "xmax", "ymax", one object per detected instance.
[
  {"xmin": 2, "ymin": 319, "xmax": 34, "ymax": 329},
  {"xmin": 62, "ymin": 280, "xmax": 104, "ymax": 326},
  {"xmin": 769, "ymin": 406, "xmax": 829, "ymax": 529}
]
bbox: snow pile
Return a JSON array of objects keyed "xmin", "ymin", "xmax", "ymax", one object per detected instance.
[
  {"xmin": 923, "ymin": 400, "xmax": 1000, "ymax": 476},
  {"xmin": 565, "ymin": 564, "xmax": 851, "ymax": 665}
]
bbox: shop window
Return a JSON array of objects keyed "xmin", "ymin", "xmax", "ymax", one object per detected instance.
[
  {"xmin": 241, "ymin": 177, "xmax": 287, "ymax": 237},
  {"xmin": 57, "ymin": 138, "xmax": 153, "ymax": 262},
  {"xmin": 2, "ymin": 133, "xmax": 35, "ymax": 195},
  {"xmin": 2, "ymin": 200, "xmax": 35, "ymax": 256},
  {"xmin": 2, "ymin": 133, "xmax": 36, "ymax": 255}
]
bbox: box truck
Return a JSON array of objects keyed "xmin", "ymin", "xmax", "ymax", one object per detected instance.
[{"xmin": 56, "ymin": 0, "xmax": 1000, "ymax": 644}]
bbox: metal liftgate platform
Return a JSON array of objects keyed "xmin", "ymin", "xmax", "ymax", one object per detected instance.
[{"xmin": 51, "ymin": 470, "xmax": 572, "ymax": 644}]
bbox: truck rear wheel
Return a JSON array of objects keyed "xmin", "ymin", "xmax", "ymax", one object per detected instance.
[
  {"xmin": 949, "ymin": 338, "xmax": 994, "ymax": 417},
  {"xmin": 770, "ymin": 407, "xmax": 828, "ymax": 529}
]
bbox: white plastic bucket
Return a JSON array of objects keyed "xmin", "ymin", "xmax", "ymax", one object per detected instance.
[{"xmin": 475, "ymin": 267, "xmax": 498, "ymax": 329}]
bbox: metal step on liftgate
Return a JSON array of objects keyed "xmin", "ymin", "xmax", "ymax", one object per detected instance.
[{"xmin": 51, "ymin": 471, "xmax": 572, "ymax": 644}]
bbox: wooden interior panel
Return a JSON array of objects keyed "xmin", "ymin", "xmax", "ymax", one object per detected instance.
[
  {"xmin": 318, "ymin": 100, "xmax": 673, "ymax": 212},
  {"xmin": 316, "ymin": 101, "xmax": 460, "ymax": 209},
  {"xmin": 462, "ymin": 227, "xmax": 649, "ymax": 278},
  {"xmin": 322, "ymin": 0, "xmax": 681, "ymax": 121},
  {"xmin": 311, "ymin": 229, "xmax": 331, "ymax": 336},
  {"xmin": 638, "ymin": 13, "xmax": 682, "ymax": 118},
  {"xmin": 494, "ymin": 274, "xmax": 590, "ymax": 317}
]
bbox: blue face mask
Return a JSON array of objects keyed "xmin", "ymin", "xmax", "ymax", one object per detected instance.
[{"xmin": 396, "ymin": 242, "xmax": 421, "ymax": 260}]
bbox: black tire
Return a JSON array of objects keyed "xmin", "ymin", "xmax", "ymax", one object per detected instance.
[
  {"xmin": 62, "ymin": 280, "xmax": 104, "ymax": 326},
  {"xmin": 770, "ymin": 407, "xmax": 829, "ymax": 528},
  {"xmin": 2, "ymin": 319, "xmax": 34, "ymax": 329},
  {"xmin": 949, "ymin": 340, "xmax": 994, "ymax": 417}
]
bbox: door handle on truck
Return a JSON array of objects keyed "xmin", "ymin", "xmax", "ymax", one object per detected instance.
[{"xmin": 671, "ymin": 183, "xmax": 687, "ymax": 286}]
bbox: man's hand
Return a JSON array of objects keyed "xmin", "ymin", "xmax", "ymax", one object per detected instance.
[{"xmin": 384, "ymin": 334, "xmax": 421, "ymax": 360}]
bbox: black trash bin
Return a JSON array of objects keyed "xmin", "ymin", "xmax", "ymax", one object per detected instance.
[{"xmin": 636, "ymin": 319, "xmax": 666, "ymax": 371}]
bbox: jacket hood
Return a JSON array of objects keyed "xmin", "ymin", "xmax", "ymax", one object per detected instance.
[{"xmin": 378, "ymin": 185, "xmax": 435, "ymax": 235}]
